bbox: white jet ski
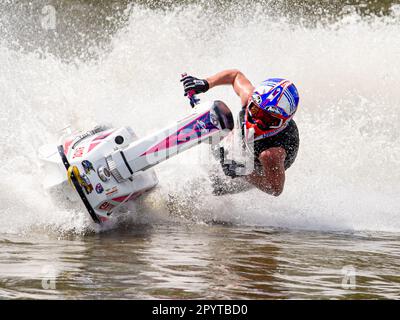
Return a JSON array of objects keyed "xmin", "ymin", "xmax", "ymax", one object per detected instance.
[{"xmin": 38, "ymin": 100, "xmax": 234, "ymax": 223}]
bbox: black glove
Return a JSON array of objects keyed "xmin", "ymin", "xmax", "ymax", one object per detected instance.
[
  {"xmin": 221, "ymin": 160, "xmax": 246, "ymax": 178},
  {"xmin": 180, "ymin": 75, "xmax": 209, "ymax": 96},
  {"xmin": 219, "ymin": 147, "xmax": 246, "ymax": 179}
]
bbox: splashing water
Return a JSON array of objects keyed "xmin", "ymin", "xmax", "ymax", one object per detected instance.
[{"xmin": 0, "ymin": 2, "xmax": 399, "ymax": 236}]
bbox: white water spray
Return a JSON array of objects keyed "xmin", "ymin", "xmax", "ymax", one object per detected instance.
[{"xmin": 0, "ymin": 3, "xmax": 399, "ymax": 234}]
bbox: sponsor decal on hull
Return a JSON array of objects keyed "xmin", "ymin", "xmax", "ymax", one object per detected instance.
[
  {"xmin": 72, "ymin": 147, "xmax": 85, "ymax": 159},
  {"xmin": 82, "ymin": 160, "xmax": 95, "ymax": 174},
  {"xmin": 105, "ymin": 186, "xmax": 118, "ymax": 196},
  {"xmin": 98, "ymin": 202, "xmax": 115, "ymax": 211},
  {"xmin": 95, "ymin": 183, "xmax": 104, "ymax": 194}
]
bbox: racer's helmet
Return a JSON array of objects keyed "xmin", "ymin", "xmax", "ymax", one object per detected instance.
[{"xmin": 245, "ymin": 78, "xmax": 299, "ymax": 139}]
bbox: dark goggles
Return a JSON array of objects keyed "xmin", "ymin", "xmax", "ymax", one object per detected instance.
[{"xmin": 247, "ymin": 102, "xmax": 283, "ymax": 130}]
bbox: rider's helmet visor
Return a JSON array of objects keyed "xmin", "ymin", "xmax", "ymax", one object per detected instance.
[{"xmin": 247, "ymin": 102, "xmax": 283, "ymax": 130}]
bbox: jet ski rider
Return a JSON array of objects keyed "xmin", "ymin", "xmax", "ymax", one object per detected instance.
[{"xmin": 181, "ymin": 70, "xmax": 300, "ymax": 196}]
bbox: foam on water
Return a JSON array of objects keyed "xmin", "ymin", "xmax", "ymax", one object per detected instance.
[{"xmin": 0, "ymin": 3, "xmax": 399, "ymax": 234}]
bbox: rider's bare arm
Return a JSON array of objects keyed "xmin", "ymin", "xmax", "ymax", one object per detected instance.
[
  {"xmin": 244, "ymin": 147, "xmax": 286, "ymax": 196},
  {"xmin": 206, "ymin": 69, "xmax": 255, "ymax": 106}
]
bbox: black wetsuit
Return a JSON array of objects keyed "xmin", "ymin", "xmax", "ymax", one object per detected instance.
[{"xmin": 239, "ymin": 108, "xmax": 299, "ymax": 171}]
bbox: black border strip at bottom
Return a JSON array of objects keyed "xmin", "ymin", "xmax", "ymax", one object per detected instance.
[{"xmin": 57, "ymin": 145, "xmax": 101, "ymax": 224}]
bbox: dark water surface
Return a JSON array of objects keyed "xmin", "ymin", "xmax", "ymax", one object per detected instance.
[{"xmin": 1, "ymin": 223, "xmax": 400, "ymax": 299}]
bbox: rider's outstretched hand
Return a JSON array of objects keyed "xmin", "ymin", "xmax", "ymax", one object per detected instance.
[{"xmin": 180, "ymin": 75, "xmax": 209, "ymax": 96}]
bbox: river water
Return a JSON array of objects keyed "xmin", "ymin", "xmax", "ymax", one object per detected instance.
[{"xmin": 0, "ymin": 0, "xmax": 400, "ymax": 299}]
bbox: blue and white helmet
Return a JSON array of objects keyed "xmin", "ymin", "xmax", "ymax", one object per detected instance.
[{"xmin": 246, "ymin": 78, "xmax": 299, "ymax": 138}]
